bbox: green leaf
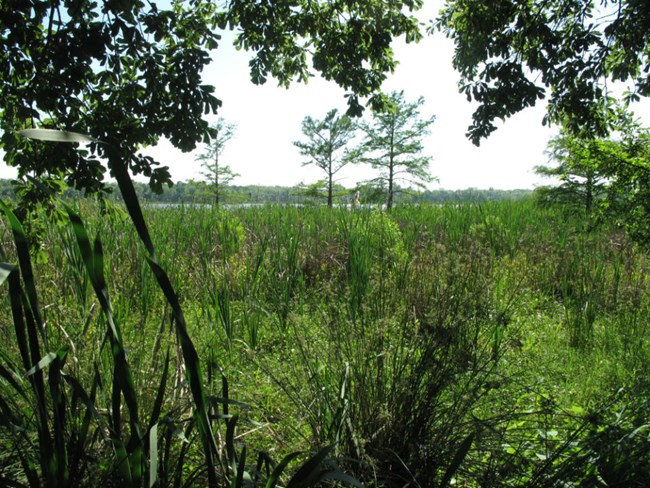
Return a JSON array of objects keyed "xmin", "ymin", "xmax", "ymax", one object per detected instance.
[
  {"xmin": 265, "ymin": 452, "xmax": 302, "ymax": 488},
  {"xmin": 0, "ymin": 262, "xmax": 16, "ymax": 286},
  {"xmin": 26, "ymin": 351, "xmax": 58, "ymax": 377},
  {"xmin": 286, "ymin": 445, "xmax": 335, "ymax": 488},
  {"xmin": 149, "ymin": 423, "xmax": 158, "ymax": 488},
  {"xmin": 440, "ymin": 433, "xmax": 474, "ymax": 487},
  {"xmin": 0, "ymin": 359, "xmax": 28, "ymax": 401},
  {"xmin": 17, "ymin": 128, "xmax": 99, "ymax": 143}
]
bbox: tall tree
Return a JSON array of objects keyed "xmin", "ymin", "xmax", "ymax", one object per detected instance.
[
  {"xmin": 535, "ymin": 113, "xmax": 650, "ymax": 243},
  {"xmin": 436, "ymin": 0, "xmax": 650, "ymax": 144},
  {"xmin": 535, "ymin": 132, "xmax": 609, "ymax": 219},
  {"xmin": 196, "ymin": 119, "xmax": 238, "ymax": 206},
  {"xmin": 357, "ymin": 91, "xmax": 436, "ymax": 210},
  {"xmin": 293, "ymin": 109, "xmax": 356, "ymax": 207}
]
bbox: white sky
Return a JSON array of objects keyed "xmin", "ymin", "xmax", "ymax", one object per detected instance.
[
  {"xmin": 153, "ymin": 17, "xmax": 559, "ymax": 191},
  {"xmin": 2, "ymin": 0, "xmax": 649, "ymax": 190}
]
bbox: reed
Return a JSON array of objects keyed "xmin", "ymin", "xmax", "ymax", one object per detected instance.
[{"xmin": 2, "ymin": 188, "xmax": 649, "ymax": 486}]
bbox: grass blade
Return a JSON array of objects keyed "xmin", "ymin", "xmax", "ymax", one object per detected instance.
[
  {"xmin": 110, "ymin": 150, "xmax": 220, "ymax": 485},
  {"xmin": 63, "ymin": 204, "xmax": 144, "ymax": 484},
  {"xmin": 286, "ymin": 445, "xmax": 335, "ymax": 488},
  {"xmin": 265, "ymin": 452, "xmax": 302, "ymax": 488},
  {"xmin": 0, "ymin": 199, "xmax": 47, "ymax": 346},
  {"xmin": 0, "ymin": 262, "xmax": 15, "ymax": 286},
  {"xmin": 439, "ymin": 433, "xmax": 474, "ymax": 487},
  {"xmin": 149, "ymin": 423, "xmax": 158, "ymax": 488}
]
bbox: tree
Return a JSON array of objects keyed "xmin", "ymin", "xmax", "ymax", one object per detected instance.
[
  {"xmin": 0, "ymin": 0, "xmax": 425, "ymax": 202},
  {"xmin": 535, "ymin": 132, "xmax": 609, "ymax": 219},
  {"xmin": 357, "ymin": 91, "xmax": 436, "ymax": 210},
  {"xmin": 436, "ymin": 0, "xmax": 650, "ymax": 144},
  {"xmin": 0, "ymin": 0, "xmax": 221, "ymax": 197},
  {"xmin": 597, "ymin": 119, "xmax": 650, "ymax": 243},
  {"xmin": 196, "ymin": 119, "xmax": 238, "ymax": 206},
  {"xmin": 534, "ymin": 114, "xmax": 650, "ymax": 243},
  {"xmin": 218, "ymin": 1, "xmax": 423, "ymax": 115},
  {"xmin": 293, "ymin": 109, "xmax": 356, "ymax": 207}
]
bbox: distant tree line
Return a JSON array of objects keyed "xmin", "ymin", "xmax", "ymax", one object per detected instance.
[{"xmin": 0, "ymin": 178, "xmax": 532, "ymax": 205}]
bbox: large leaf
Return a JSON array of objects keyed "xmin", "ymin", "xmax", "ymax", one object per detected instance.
[
  {"xmin": 18, "ymin": 128, "xmax": 98, "ymax": 144},
  {"xmin": 25, "ymin": 351, "xmax": 59, "ymax": 377}
]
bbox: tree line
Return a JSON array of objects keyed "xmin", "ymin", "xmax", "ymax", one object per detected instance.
[{"xmin": 0, "ymin": 178, "xmax": 533, "ymax": 206}]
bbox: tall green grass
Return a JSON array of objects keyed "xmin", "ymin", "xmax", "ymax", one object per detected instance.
[{"xmin": 2, "ymin": 193, "xmax": 649, "ymax": 486}]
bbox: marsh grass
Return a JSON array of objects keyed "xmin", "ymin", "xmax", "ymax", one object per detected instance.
[{"xmin": 1, "ymin": 195, "xmax": 649, "ymax": 486}]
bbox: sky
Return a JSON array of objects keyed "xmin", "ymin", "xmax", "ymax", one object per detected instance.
[
  {"xmin": 150, "ymin": 15, "xmax": 560, "ymax": 191},
  {"xmin": 2, "ymin": 1, "xmax": 649, "ymax": 191}
]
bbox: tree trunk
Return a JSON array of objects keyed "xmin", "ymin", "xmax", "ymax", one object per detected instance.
[
  {"xmin": 585, "ymin": 170, "xmax": 593, "ymax": 219},
  {"xmin": 327, "ymin": 171, "xmax": 333, "ymax": 208},
  {"xmin": 214, "ymin": 151, "xmax": 219, "ymax": 207},
  {"xmin": 387, "ymin": 159, "xmax": 394, "ymax": 211}
]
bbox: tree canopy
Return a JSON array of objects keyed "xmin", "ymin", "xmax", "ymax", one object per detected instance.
[
  {"xmin": 293, "ymin": 109, "xmax": 356, "ymax": 207},
  {"xmin": 0, "ymin": 0, "xmax": 424, "ymax": 197},
  {"xmin": 535, "ymin": 132, "xmax": 609, "ymax": 218},
  {"xmin": 437, "ymin": 0, "xmax": 650, "ymax": 144},
  {"xmin": 357, "ymin": 90, "xmax": 435, "ymax": 210},
  {"xmin": 196, "ymin": 118, "xmax": 238, "ymax": 206},
  {"xmin": 1, "ymin": 0, "xmax": 222, "ymax": 194}
]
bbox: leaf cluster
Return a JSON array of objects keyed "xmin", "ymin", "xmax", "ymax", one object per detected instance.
[
  {"xmin": 535, "ymin": 113, "xmax": 650, "ymax": 242},
  {"xmin": 1, "ymin": 0, "xmax": 221, "ymax": 196},
  {"xmin": 219, "ymin": 0, "xmax": 424, "ymax": 115},
  {"xmin": 436, "ymin": 0, "xmax": 650, "ymax": 143}
]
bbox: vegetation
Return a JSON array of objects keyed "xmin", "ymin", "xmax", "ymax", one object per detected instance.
[
  {"xmin": 1, "ymin": 197, "xmax": 649, "ymax": 486},
  {"xmin": 0, "ymin": 0, "xmax": 423, "ymax": 204},
  {"xmin": 534, "ymin": 112, "xmax": 650, "ymax": 243},
  {"xmin": 0, "ymin": 179, "xmax": 534, "ymax": 206},
  {"xmin": 2, "ymin": 1, "xmax": 650, "ymax": 486},
  {"xmin": 196, "ymin": 119, "xmax": 239, "ymax": 206},
  {"xmin": 535, "ymin": 131, "xmax": 609, "ymax": 220},
  {"xmin": 294, "ymin": 109, "xmax": 356, "ymax": 208},
  {"xmin": 356, "ymin": 91, "xmax": 436, "ymax": 210},
  {"xmin": 437, "ymin": 0, "xmax": 650, "ymax": 142}
]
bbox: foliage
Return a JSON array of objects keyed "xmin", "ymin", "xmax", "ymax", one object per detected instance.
[
  {"xmin": 218, "ymin": 0, "xmax": 424, "ymax": 115},
  {"xmin": 195, "ymin": 118, "xmax": 239, "ymax": 206},
  {"xmin": 534, "ymin": 114, "xmax": 650, "ymax": 244},
  {"xmin": 598, "ymin": 120, "xmax": 650, "ymax": 244},
  {"xmin": 0, "ymin": 0, "xmax": 425, "ymax": 205},
  {"xmin": 293, "ymin": 109, "xmax": 356, "ymax": 207},
  {"xmin": 0, "ymin": 0, "xmax": 221, "ymax": 195},
  {"xmin": 2, "ymin": 195, "xmax": 650, "ymax": 485},
  {"xmin": 436, "ymin": 0, "xmax": 650, "ymax": 143},
  {"xmin": 356, "ymin": 91, "xmax": 436, "ymax": 210},
  {"xmin": 0, "ymin": 137, "xmax": 355, "ymax": 487},
  {"xmin": 535, "ymin": 131, "xmax": 609, "ymax": 220},
  {"xmin": 0, "ymin": 177, "xmax": 534, "ymax": 206},
  {"xmin": 293, "ymin": 180, "xmax": 351, "ymax": 206}
]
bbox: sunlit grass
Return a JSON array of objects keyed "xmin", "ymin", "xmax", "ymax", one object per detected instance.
[{"xmin": 1, "ymin": 197, "xmax": 649, "ymax": 486}]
